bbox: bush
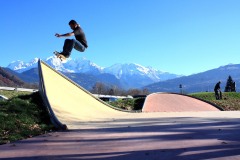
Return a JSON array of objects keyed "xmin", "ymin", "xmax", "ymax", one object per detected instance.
[
  {"xmin": 109, "ymin": 98, "xmax": 146, "ymax": 111},
  {"xmin": 133, "ymin": 98, "xmax": 146, "ymax": 110}
]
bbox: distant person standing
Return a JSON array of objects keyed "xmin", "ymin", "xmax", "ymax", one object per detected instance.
[
  {"xmin": 214, "ymin": 81, "xmax": 222, "ymax": 100},
  {"xmin": 54, "ymin": 20, "xmax": 88, "ymax": 60}
]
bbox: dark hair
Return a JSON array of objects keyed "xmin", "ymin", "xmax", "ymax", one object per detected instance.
[{"xmin": 69, "ymin": 20, "xmax": 77, "ymax": 25}]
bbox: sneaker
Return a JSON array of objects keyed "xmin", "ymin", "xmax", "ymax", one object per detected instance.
[{"xmin": 55, "ymin": 51, "xmax": 70, "ymax": 58}]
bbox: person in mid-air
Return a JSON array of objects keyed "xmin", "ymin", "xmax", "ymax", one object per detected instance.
[{"xmin": 55, "ymin": 20, "xmax": 88, "ymax": 59}]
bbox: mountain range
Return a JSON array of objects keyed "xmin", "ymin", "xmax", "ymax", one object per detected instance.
[
  {"xmin": 145, "ymin": 64, "xmax": 240, "ymax": 93},
  {"xmin": 0, "ymin": 67, "xmax": 37, "ymax": 88},
  {"xmin": 7, "ymin": 56, "xmax": 180, "ymax": 89},
  {"xmin": 5, "ymin": 57, "xmax": 240, "ymax": 94}
]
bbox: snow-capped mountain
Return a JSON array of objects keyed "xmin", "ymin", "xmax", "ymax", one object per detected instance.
[
  {"xmin": 104, "ymin": 63, "xmax": 155, "ymax": 79},
  {"xmin": 8, "ymin": 56, "xmax": 103, "ymax": 74},
  {"xmin": 61, "ymin": 57, "xmax": 103, "ymax": 74},
  {"xmin": 7, "ymin": 58, "xmax": 39, "ymax": 73},
  {"xmin": 6, "ymin": 56, "xmax": 180, "ymax": 89},
  {"xmin": 104, "ymin": 63, "xmax": 176, "ymax": 81},
  {"xmin": 103, "ymin": 63, "xmax": 179, "ymax": 88},
  {"xmin": 145, "ymin": 63, "xmax": 240, "ymax": 93},
  {"xmin": 44, "ymin": 56, "xmax": 103, "ymax": 74}
]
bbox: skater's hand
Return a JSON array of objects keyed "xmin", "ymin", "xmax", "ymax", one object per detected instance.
[{"xmin": 55, "ymin": 33, "xmax": 61, "ymax": 37}]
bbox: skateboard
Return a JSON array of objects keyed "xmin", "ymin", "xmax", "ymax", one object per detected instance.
[{"xmin": 53, "ymin": 51, "xmax": 67, "ymax": 61}]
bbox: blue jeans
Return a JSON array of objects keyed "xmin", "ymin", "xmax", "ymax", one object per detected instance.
[{"xmin": 62, "ymin": 39, "xmax": 85, "ymax": 57}]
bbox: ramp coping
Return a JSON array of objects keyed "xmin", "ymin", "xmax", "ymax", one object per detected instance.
[{"xmin": 38, "ymin": 60, "xmax": 67, "ymax": 130}]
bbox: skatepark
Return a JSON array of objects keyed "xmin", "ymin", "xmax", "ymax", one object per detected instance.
[{"xmin": 0, "ymin": 60, "xmax": 240, "ymax": 159}]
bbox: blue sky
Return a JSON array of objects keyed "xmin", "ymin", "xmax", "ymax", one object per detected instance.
[{"xmin": 1, "ymin": 0, "xmax": 240, "ymax": 75}]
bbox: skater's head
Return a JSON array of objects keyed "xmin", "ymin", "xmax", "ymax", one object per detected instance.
[{"xmin": 69, "ymin": 20, "xmax": 78, "ymax": 30}]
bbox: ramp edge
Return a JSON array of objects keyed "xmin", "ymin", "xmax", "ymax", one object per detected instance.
[{"xmin": 38, "ymin": 60, "xmax": 67, "ymax": 130}]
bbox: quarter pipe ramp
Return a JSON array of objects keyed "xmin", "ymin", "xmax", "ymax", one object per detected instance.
[{"xmin": 38, "ymin": 60, "xmax": 220, "ymax": 130}]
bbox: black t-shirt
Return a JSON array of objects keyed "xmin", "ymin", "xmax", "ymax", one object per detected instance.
[{"xmin": 73, "ymin": 26, "xmax": 88, "ymax": 48}]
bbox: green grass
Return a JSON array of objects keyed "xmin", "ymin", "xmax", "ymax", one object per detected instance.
[
  {"xmin": 0, "ymin": 91, "xmax": 55, "ymax": 145},
  {"xmin": 0, "ymin": 90, "xmax": 30, "ymax": 99},
  {"xmin": 190, "ymin": 92, "xmax": 240, "ymax": 111}
]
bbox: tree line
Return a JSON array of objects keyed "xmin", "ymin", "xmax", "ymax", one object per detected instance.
[{"xmin": 91, "ymin": 82, "xmax": 149, "ymax": 96}]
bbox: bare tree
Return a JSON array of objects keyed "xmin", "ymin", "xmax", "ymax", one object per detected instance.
[
  {"xmin": 92, "ymin": 82, "xmax": 107, "ymax": 95},
  {"xmin": 127, "ymin": 89, "xmax": 142, "ymax": 96},
  {"xmin": 142, "ymin": 88, "xmax": 149, "ymax": 95}
]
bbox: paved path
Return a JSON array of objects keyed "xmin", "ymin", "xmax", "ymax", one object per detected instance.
[{"xmin": 1, "ymin": 112, "xmax": 240, "ymax": 160}]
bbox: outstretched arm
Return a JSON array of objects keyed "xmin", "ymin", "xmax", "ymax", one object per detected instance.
[{"xmin": 55, "ymin": 32, "xmax": 74, "ymax": 37}]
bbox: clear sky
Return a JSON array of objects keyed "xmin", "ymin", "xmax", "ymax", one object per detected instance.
[{"xmin": 1, "ymin": 0, "xmax": 240, "ymax": 75}]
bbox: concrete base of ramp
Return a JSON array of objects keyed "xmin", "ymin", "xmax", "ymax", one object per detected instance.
[
  {"xmin": 142, "ymin": 93, "xmax": 220, "ymax": 112},
  {"xmin": 0, "ymin": 111, "xmax": 240, "ymax": 160}
]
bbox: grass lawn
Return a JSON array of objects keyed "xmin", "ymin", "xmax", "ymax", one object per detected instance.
[
  {"xmin": 190, "ymin": 92, "xmax": 240, "ymax": 111},
  {"xmin": 0, "ymin": 91, "xmax": 55, "ymax": 145},
  {"xmin": 0, "ymin": 90, "xmax": 30, "ymax": 99}
]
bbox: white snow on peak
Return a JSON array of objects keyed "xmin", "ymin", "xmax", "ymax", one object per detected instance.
[
  {"xmin": 103, "ymin": 63, "xmax": 164, "ymax": 81},
  {"xmin": 7, "ymin": 58, "xmax": 39, "ymax": 73}
]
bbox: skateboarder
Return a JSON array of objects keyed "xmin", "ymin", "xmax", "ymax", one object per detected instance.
[
  {"xmin": 55, "ymin": 20, "xmax": 88, "ymax": 59},
  {"xmin": 214, "ymin": 81, "xmax": 222, "ymax": 100}
]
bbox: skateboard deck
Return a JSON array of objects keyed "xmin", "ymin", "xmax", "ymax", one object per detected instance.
[{"xmin": 53, "ymin": 51, "xmax": 67, "ymax": 61}]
